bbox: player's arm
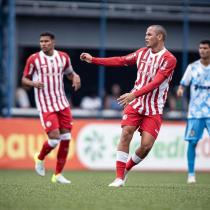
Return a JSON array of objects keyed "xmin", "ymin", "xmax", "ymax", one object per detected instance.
[
  {"xmin": 117, "ymin": 72, "xmax": 167, "ymax": 106},
  {"xmin": 22, "ymin": 76, "xmax": 44, "ymax": 89},
  {"xmin": 64, "ymin": 54, "xmax": 81, "ymax": 91},
  {"xmin": 118, "ymin": 56, "xmax": 177, "ymax": 106},
  {"xmin": 176, "ymin": 85, "xmax": 185, "ymax": 97},
  {"xmin": 21, "ymin": 55, "xmax": 44, "ymax": 89},
  {"xmin": 80, "ymin": 52, "xmax": 137, "ymax": 67},
  {"xmin": 66, "ymin": 71, "xmax": 81, "ymax": 91},
  {"xmin": 177, "ymin": 64, "xmax": 192, "ymax": 97}
]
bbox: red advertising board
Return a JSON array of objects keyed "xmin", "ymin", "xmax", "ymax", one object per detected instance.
[{"xmin": 0, "ymin": 118, "xmax": 119, "ymax": 170}]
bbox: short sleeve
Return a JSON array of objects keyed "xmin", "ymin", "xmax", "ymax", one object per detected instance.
[
  {"xmin": 23, "ymin": 54, "xmax": 35, "ymax": 78},
  {"xmin": 63, "ymin": 54, "xmax": 74, "ymax": 75},
  {"xmin": 180, "ymin": 64, "xmax": 192, "ymax": 86}
]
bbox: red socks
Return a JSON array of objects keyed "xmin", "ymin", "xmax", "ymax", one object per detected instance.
[
  {"xmin": 126, "ymin": 158, "xmax": 137, "ymax": 171},
  {"xmin": 55, "ymin": 140, "xmax": 70, "ymax": 175},
  {"xmin": 116, "ymin": 161, "xmax": 126, "ymax": 179},
  {"xmin": 38, "ymin": 141, "xmax": 54, "ymax": 160}
]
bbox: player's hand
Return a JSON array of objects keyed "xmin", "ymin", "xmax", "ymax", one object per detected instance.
[
  {"xmin": 177, "ymin": 85, "xmax": 184, "ymax": 97},
  {"xmin": 80, "ymin": 53, "xmax": 92, "ymax": 63},
  {"xmin": 117, "ymin": 93, "xmax": 136, "ymax": 107},
  {"xmin": 33, "ymin": 81, "xmax": 44, "ymax": 89},
  {"xmin": 72, "ymin": 74, "xmax": 81, "ymax": 91}
]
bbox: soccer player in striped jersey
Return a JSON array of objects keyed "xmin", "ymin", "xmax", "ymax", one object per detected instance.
[
  {"xmin": 80, "ymin": 25, "xmax": 177, "ymax": 187},
  {"xmin": 177, "ymin": 40, "xmax": 210, "ymax": 184},
  {"xmin": 22, "ymin": 32, "xmax": 81, "ymax": 184}
]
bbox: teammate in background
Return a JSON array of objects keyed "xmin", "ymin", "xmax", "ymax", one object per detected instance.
[
  {"xmin": 22, "ymin": 32, "xmax": 81, "ymax": 184},
  {"xmin": 177, "ymin": 40, "xmax": 210, "ymax": 184},
  {"xmin": 80, "ymin": 25, "xmax": 177, "ymax": 187}
]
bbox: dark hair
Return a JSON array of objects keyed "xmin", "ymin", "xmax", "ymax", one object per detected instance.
[
  {"xmin": 200, "ymin": 40, "xmax": 210, "ymax": 46},
  {"xmin": 40, "ymin": 32, "xmax": 55, "ymax": 39}
]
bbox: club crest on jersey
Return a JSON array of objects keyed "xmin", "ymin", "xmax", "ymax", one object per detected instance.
[{"xmin": 46, "ymin": 121, "xmax": 52, "ymax": 128}]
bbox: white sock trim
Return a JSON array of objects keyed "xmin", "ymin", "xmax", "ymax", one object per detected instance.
[
  {"xmin": 60, "ymin": 133, "xmax": 71, "ymax": 141},
  {"xmin": 48, "ymin": 139, "xmax": 60, "ymax": 148},
  {"xmin": 132, "ymin": 153, "xmax": 142, "ymax": 164},
  {"xmin": 116, "ymin": 151, "xmax": 129, "ymax": 163}
]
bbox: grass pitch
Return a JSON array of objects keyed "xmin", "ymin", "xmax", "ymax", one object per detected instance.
[{"xmin": 0, "ymin": 170, "xmax": 209, "ymax": 210}]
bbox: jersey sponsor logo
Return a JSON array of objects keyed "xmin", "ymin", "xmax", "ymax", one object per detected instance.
[
  {"xmin": 40, "ymin": 64, "xmax": 48, "ymax": 69},
  {"xmin": 140, "ymin": 60, "xmax": 159, "ymax": 70},
  {"xmin": 44, "ymin": 72, "xmax": 60, "ymax": 76},
  {"xmin": 140, "ymin": 59, "xmax": 148, "ymax": 65},
  {"xmin": 138, "ymin": 71, "xmax": 153, "ymax": 77}
]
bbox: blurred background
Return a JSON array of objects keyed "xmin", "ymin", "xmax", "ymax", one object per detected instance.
[
  {"xmin": 1, "ymin": 0, "xmax": 210, "ymax": 119},
  {"xmin": 0, "ymin": 0, "xmax": 210, "ymax": 171}
]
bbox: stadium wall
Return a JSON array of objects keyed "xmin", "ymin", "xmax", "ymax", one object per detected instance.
[{"xmin": 0, "ymin": 118, "xmax": 210, "ymax": 171}]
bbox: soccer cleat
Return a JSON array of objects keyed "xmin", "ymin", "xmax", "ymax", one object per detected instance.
[
  {"xmin": 51, "ymin": 174, "xmax": 71, "ymax": 184},
  {"xmin": 108, "ymin": 178, "xmax": 125, "ymax": 187},
  {"xmin": 34, "ymin": 153, "xmax": 45, "ymax": 176},
  {"xmin": 187, "ymin": 175, "xmax": 196, "ymax": 184}
]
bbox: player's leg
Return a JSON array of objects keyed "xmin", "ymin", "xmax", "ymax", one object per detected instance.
[
  {"xmin": 109, "ymin": 105, "xmax": 138, "ymax": 187},
  {"xmin": 185, "ymin": 118, "xmax": 204, "ymax": 183},
  {"xmin": 125, "ymin": 115, "xmax": 161, "ymax": 176},
  {"xmin": 125, "ymin": 132, "xmax": 155, "ymax": 172},
  {"xmin": 108, "ymin": 125, "xmax": 136, "ymax": 187},
  {"xmin": 51, "ymin": 107, "xmax": 72, "ymax": 184},
  {"xmin": 34, "ymin": 112, "xmax": 60, "ymax": 176},
  {"xmin": 187, "ymin": 140, "xmax": 198, "ymax": 183}
]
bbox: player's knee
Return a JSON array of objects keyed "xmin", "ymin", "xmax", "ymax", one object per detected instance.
[
  {"xmin": 122, "ymin": 127, "xmax": 134, "ymax": 139},
  {"xmin": 48, "ymin": 129, "xmax": 60, "ymax": 139},
  {"xmin": 48, "ymin": 139, "xmax": 60, "ymax": 148},
  {"xmin": 141, "ymin": 142, "xmax": 153, "ymax": 152}
]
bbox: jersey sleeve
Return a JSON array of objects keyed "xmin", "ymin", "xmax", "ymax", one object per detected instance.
[
  {"xmin": 133, "ymin": 72, "xmax": 166, "ymax": 97},
  {"xmin": 23, "ymin": 54, "xmax": 35, "ymax": 78},
  {"xmin": 180, "ymin": 64, "xmax": 192, "ymax": 86},
  {"xmin": 92, "ymin": 50, "xmax": 138, "ymax": 67},
  {"xmin": 158, "ymin": 56, "xmax": 177, "ymax": 78},
  {"xmin": 63, "ymin": 54, "xmax": 74, "ymax": 75}
]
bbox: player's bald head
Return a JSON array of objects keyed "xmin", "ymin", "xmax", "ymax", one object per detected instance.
[{"xmin": 149, "ymin": 25, "xmax": 167, "ymax": 41}]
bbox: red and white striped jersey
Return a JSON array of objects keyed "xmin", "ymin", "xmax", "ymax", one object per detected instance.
[
  {"xmin": 92, "ymin": 47, "xmax": 177, "ymax": 115},
  {"xmin": 23, "ymin": 50, "xmax": 74, "ymax": 113}
]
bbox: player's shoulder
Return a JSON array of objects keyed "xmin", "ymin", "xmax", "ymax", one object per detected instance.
[
  {"xmin": 131, "ymin": 47, "xmax": 148, "ymax": 58},
  {"xmin": 57, "ymin": 50, "xmax": 70, "ymax": 58},
  {"xmin": 163, "ymin": 50, "xmax": 177, "ymax": 63},
  {"xmin": 189, "ymin": 59, "xmax": 200, "ymax": 66},
  {"xmin": 27, "ymin": 52, "xmax": 39, "ymax": 62},
  {"xmin": 186, "ymin": 60, "xmax": 200, "ymax": 71},
  {"xmin": 136, "ymin": 47, "xmax": 148, "ymax": 54}
]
